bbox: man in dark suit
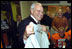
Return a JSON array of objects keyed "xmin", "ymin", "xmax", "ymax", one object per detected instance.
[
  {"xmin": 11, "ymin": 15, "xmax": 22, "ymax": 48},
  {"xmin": 18, "ymin": 3, "xmax": 44, "ymax": 48}
]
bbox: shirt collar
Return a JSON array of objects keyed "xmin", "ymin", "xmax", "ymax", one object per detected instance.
[{"xmin": 30, "ymin": 15, "xmax": 38, "ymax": 23}]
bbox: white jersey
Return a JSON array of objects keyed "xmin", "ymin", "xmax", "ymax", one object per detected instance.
[{"xmin": 24, "ymin": 22, "xmax": 50, "ymax": 48}]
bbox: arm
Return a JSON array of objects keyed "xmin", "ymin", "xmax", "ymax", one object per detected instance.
[
  {"xmin": 64, "ymin": 18, "xmax": 68, "ymax": 31},
  {"xmin": 52, "ymin": 18, "xmax": 58, "ymax": 32},
  {"xmin": 52, "ymin": 26, "xmax": 58, "ymax": 32},
  {"xmin": 41, "ymin": 25, "xmax": 48, "ymax": 33},
  {"xmin": 23, "ymin": 22, "xmax": 35, "ymax": 45},
  {"xmin": 23, "ymin": 22, "xmax": 35, "ymax": 39},
  {"xmin": 65, "ymin": 26, "xmax": 68, "ymax": 31}
]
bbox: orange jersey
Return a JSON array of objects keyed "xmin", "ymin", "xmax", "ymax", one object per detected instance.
[
  {"xmin": 52, "ymin": 32, "xmax": 68, "ymax": 40},
  {"xmin": 52, "ymin": 16, "xmax": 68, "ymax": 29},
  {"xmin": 67, "ymin": 29, "xmax": 71, "ymax": 37},
  {"xmin": 52, "ymin": 32, "xmax": 69, "ymax": 48},
  {"xmin": 48, "ymin": 32, "xmax": 50, "ymax": 39}
]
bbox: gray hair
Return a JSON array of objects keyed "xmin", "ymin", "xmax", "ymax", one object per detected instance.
[{"xmin": 30, "ymin": 3, "xmax": 42, "ymax": 10}]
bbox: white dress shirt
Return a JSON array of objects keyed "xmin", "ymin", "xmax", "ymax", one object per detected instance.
[
  {"xmin": 17, "ymin": 21, "xmax": 20, "ymax": 27},
  {"xmin": 30, "ymin": 15, "xmax": 39, "ymax": 24}
]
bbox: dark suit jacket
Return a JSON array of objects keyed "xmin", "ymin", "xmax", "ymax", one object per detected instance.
[
  {"xmin": 11, "ymin": 21, "xmax": 20, "ymax": 48},
  {"xmin": 41, "ymin": 14, "xmax": 53, "ymax": 29},
  {"xmin": 18, "ymin": 16, "xmax": 37, "ymax": 48}
]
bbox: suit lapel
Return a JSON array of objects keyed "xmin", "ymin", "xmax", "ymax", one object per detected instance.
[{"xmin": 28, "ymin": 16, "xmax": 37, "ymax": 24}]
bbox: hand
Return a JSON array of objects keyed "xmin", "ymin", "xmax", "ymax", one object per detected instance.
[
  {"xmin": 41, "ymin": 25, "xmax": 47, "ymax": 32},
  {"xmin": 26, "ymin": 22, "xmax": 34, "ymax": 36},
  {"xmin": 52, "ymin": 26, "xmax": 58, "ymax": 32}
]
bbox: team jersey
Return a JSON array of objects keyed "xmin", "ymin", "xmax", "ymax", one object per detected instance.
[
  {"xmin": 48, "ymin": 32, "xmax": 50, "ymax": 39},
  {"xmin": 52, "ymin": 32, "xmax": 68, "ymax": 48},
  {"xmin": 67, "ymin": 29, "xmax": 71, "ymax": 37}
]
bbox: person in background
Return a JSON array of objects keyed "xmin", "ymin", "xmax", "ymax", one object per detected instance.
[
  {"xmin": 11, "ymin": 14, "xmax": 22, "ymax": 48},
  {"xmin": 1, "ymin": 12, "xmax": 11, "ymax": 47},
  {"xmin": 63, "ymin": 6, "xmax": 71, "ymax": 21},
  {"xmin": 52, "ymin": 9, "xmax": 68, "ymax": 33},
  {"xmin": 63, "ymin": 6, "xmax": 71, "ymax": 32},
  {"xmin": 52, "ymin": 27, "xmax": 69, "ymax": 48},
  {"xmin": 16, "ymin": 15, "xmax": 22, "ymax": 27}
]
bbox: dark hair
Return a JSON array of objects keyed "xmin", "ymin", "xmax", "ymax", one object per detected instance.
[{"xmin": 16, "ymin": 14, "xmax": 21, "ymax": 18}]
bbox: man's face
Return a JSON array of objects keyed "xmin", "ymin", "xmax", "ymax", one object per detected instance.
[
  {"xmin": 66, "ymin": 7, "xmax": 70, "ymax": 12},
  {"xmin": 59, "ymin": 29, "xmax": 65, "ymax": 38},
  {"xmin": 31, "ymin": 5, "xmax": 44, "ymax": 21},
  {"xmin": 17, "ymin": 16, "xmax": 22, "ymax": 21},
  {"xmin": 58, "ymin": 11, "xmax": 63, "ymax": 17}
]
